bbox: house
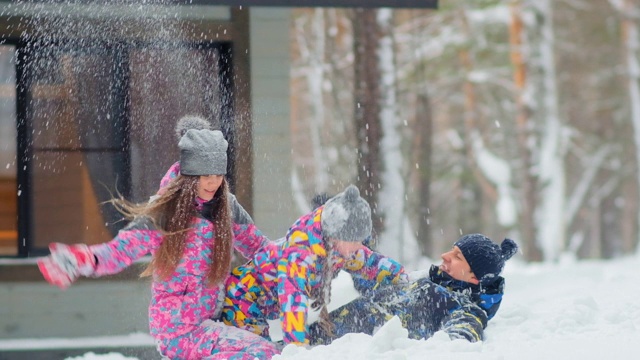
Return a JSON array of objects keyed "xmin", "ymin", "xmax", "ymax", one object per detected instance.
[{"xmin": 0, "ymin": 0, "xmax": 437, "ymax": 357}]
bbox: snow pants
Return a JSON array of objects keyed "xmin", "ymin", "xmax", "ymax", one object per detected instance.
[
  {"xmin": 157, "ymin": 319, "xmax": 279, "ymax": 360},
  {"xmin": 307, "ymin": 277, "xmax": 488, "ymax": 344},
  {"xmin": 221, "ymin": 263, "xmax": 279, "ymax": 340}
]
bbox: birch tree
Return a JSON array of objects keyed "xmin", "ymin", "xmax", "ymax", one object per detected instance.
[
  {"xmin": 375, "ymin": 9, "xmax": 412, "ymax": 261},
  {"xmin": 530, "ymin": 0, "xmax": 567, "ymax": 261},
  {"xmin": 306, "ymin": 9, "xmax": 330, "ymax": 196},
  {"xmin": 509, "ymin": 1, "xmax": 542, "ymax": 261}
]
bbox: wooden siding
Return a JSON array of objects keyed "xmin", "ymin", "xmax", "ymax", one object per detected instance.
[
  {"xmin": 0, "ymin": 280, "xmax": 151, "ymax": 339},
  {"xmin": 250, "ymin": 8, "xmax": 297, "ymax": 239}
]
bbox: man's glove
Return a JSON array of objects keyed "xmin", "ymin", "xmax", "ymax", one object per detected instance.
[{"xmin": 37, "ymin": 243, "xmax": 97, "ymax": 289}]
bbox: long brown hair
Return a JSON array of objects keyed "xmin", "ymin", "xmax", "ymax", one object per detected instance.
[
  {"xmin": 309, "ymin": 239, "xmax": 336, "ymax": 336},
  {"xmin": 112, "ymin": 175, "xmax": 232, "ymax": 286}
]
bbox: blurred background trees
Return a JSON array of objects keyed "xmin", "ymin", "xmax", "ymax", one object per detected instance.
[{"xmin": 289, "ymin": 0, "xmax": 640, "ymax": 266}]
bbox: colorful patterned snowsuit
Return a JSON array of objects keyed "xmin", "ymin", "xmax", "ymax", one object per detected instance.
[
  {"xmin": 222, "ymin": 207, "xmax": 407, "ymax": 346},
  {"xmin": 308, "ymin": 265, "xmax": 505, "ymax": 343},
  {"xmin": 90, "ymin": 196, "xmax": 278, "ymax": 359}
]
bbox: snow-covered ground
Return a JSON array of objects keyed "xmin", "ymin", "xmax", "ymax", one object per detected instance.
[
  {"xmin": 277, "ymin": 255, "xmax": 640, "ymax": 360},
  {"xmin": 3, "ymin": 255, "xmax": 638, "ymax": 360}
]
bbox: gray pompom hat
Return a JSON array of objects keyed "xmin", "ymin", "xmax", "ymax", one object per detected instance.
[
  {"xmin": 175, "ymin": 115, "xmax": 212, "ymax": 141},
  {"xmin": 179, "ymin": 129, "xmax": 228, "ymax": 176},
  {"xmin": 321, "ymin": 185, "xmax": 372, "ymax": 242}
]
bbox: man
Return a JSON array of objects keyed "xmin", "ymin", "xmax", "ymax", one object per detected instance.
[{"xmin": 308, "ymin": 234, "xmax": 518, "ymax": 344}]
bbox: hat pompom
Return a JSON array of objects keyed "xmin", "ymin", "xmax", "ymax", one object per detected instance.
[
  {"xmin": 344, "ymin": 185, "xmax": 360, "ymax": 201},
  {"xmin": 175, "ymin": 115, "xmax": 212, "ymax": 141},
  {"xmin": 501, "ymin": 238, "xmax": 518, "ymax": 260}
]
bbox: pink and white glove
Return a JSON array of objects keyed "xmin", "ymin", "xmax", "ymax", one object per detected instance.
[{"xmin": 37, "ymin": 243, "xmax": 97, "ymax": 289}]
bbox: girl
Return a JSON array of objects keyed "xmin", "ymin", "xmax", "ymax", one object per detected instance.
[
  {"xmin": 156, "ymin": 115, "xmax": 253, "ymax": 227},
  {"xmin": 37, "ymin": 128, "xmax": 279, "ymax": 360},
  {"xmin": 222, "ymin": 185, "xmax": 407, "ymax": 346}
]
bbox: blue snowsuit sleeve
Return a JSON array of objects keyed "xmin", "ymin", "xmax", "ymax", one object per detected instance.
[{"xmin": 441, "ymin": 301, "xmax": 488, "ymax": 342}]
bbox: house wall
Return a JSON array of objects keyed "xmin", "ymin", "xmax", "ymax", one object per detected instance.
[
  {"xmin": 251, "ymin": 8, "xmax": 297, "ymax": 239},
  {"xmin": 1, "ymin": 279, "xmax": 152, "ymax": 339},
  {"xmin": 0, "ymin": 7, "xmax": 294, "ymax": 343},
  {"xmin": 0, "ymin": 265, "xmax": 152, "ymax": 340}
]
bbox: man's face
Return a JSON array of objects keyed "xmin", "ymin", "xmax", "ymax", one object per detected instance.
[{"xmin": 439, "ymin": 246, "xmax": 479, "ymax": 285}]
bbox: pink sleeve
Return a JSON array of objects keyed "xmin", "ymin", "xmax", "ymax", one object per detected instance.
[
  {"xmin": 232, "ymin": 223, "xmax": 270, "ymax": 259},
  {"xmin": 158, "ymin": 161, "xmax": 181, "ymax": 194},
  {"xmin": 90, "ymin": 229, "xmax": 163, "ymax": 276}
]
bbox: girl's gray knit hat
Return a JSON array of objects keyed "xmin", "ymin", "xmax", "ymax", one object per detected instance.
[
  {"xmin": 175, "ymin": 115, "xmax": 212, "ymax": 141},
  {"xmin": 321, "ymin": 185, "xmax": 372, "ymax": 242},
  {"xmin": 178, "ymin": 129, "xmax": 228, "ymax": 176}
]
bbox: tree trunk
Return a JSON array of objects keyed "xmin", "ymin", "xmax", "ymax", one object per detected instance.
[
  {"xmin": 408, "ymin": 87, "xmax": 433, "ymax": 258},
  {"xmin": 353, "ymin": 8, "xmax": 383, "ymax": 243},
  {"xmin": 377, "ymin": 9, "xmax": 408, "ymax": 261},
  {"xmin": 509, "ymin": 1, "xmax": 542, "ymax": 261},
  {"xmin": 307, "ymin": 9, "xmax": 330, "ymax": 195},
  {"xmin": 621, "ymin": 0, "xmax": 640, "ymax": 252},
  {"xmin": 620, "ymin": 177, "xmax": 638, "ymax": 253},
  {"xmin": 534, "ymin": 0, "xmax": 566, "ymax": 261}
]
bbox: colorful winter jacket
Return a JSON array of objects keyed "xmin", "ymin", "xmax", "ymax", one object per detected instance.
[
  {"xmin": 90, "ymin": 198, "xmax": 269, "ymax": 357},
  {"xmin": 240, "ymin": 206, "xmax": 406, "ymax": 345},
  {"xmin": 309, "ymin": 264, "xmax": 505, "ymax": 343}
]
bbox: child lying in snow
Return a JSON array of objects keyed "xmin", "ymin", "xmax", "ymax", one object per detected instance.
[{"xmin": 308, "ymin": 234, "xmax": 518, "ymax": 344}]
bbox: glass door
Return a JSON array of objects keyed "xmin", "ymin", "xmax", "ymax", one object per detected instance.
[
  {"xmin": 17, "ymin": 42, "xmax": 130, "ymax": 255},
  {"xmin": 0, "ymin": 45, "xmax": 17, "ymax": 256}
]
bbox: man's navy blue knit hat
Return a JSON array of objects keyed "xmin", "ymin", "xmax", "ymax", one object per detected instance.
[{"xmin": 455, "ymin": 234, "xmax": 518, "ymax": 285}]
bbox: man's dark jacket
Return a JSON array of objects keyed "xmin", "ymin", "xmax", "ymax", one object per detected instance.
[{"xmin": 309, "ymin": 265, "xmax": 505, "ymax": 343}]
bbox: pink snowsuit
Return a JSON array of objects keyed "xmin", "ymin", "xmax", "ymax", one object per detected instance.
[{"xmin": 90, "ymin": 198, "xmax": 278, "ymax": 359}]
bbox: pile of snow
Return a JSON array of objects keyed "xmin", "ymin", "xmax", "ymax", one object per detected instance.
[
  {"xmin": 66, "ymin": 353, "xmax": 139, "ymax": 360},
  {"xmin": 275, "ymin": 255, "xmax": 640, "ymax": 359}
]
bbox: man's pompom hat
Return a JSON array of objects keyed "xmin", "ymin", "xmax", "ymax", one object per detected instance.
[
  {"xmin": 321, "ymin": 185, "xmax": 372, "ymax": 242},
  {"xmin": 179, "ymin": 129, "xmax": 228, "ymax": 176},
  {"xmin": 455, "ymin": 233, "xmax": 518, "ymax": 285}
]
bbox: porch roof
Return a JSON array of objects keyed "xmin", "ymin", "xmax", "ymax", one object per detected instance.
[{"xmin": 195, "ymin": 0, "xmax": 438, "ymax": 8}]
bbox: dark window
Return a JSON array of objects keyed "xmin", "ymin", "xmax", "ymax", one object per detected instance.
[
  {"xmin": 13, "ymin": 41, "xmax": 231, "ymax": 257},
  {"xmin": 0, "ymin": 45, "xmax": 17, "ymax": 256}
]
